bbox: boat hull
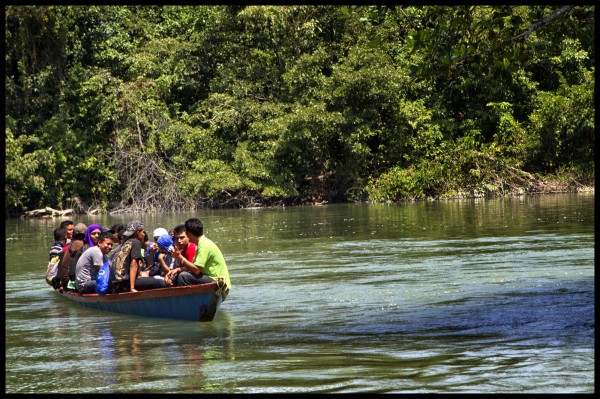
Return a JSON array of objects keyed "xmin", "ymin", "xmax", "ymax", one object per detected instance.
[{"xmin": 56, "ymin": 281, "xmax": 227, "ymax": 322}]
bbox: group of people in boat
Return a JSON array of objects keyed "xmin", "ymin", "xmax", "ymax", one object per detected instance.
[{"xmin": 48, "ymin": 218, "xmax": 231, "ymax": 296}]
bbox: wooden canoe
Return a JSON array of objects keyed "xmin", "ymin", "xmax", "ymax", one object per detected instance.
[{"xmin": 55, "ymin": 279, "xmax": 228, "ymax": 322}]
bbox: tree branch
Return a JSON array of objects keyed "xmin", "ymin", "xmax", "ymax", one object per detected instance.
[
  {"xmin": 511, "ymin": 6, "xmax": 572, "ymax": 42},
  {"xmin": 135, "ymin": 114, "xmax": 144, "ymax": 152}
]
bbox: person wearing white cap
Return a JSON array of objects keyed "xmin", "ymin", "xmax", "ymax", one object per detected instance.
[
  {"xmin": 143, "ymin": 227, "xmax": 170, "ymax": 272},
  {"xmin": 112, "ymin": 220, "xmax": 168, "ymax": 292},
  {"xmin": 153, "ymin": 227, "xmax": 169, "ymax": 240}
]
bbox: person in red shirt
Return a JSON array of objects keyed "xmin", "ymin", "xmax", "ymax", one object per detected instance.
[
  {"xmin": 173, "ymin": 224, "xmax": 197, "ymax": 264},
  {"xmin": 164, "ymin": 224, "xmax": 196, "ymax": 286}
]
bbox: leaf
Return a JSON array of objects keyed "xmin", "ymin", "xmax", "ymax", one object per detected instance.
[{"xmin": 366, "ymin": 34, "xmax": 382, "ymax": 48}]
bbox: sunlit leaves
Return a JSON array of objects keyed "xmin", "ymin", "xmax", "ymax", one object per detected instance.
[
  {"xmin": 5, "ymin": 128, "xmax": 54, "ymax": 208},
  {"xmin": 182, "ymin": 159, "xmax": 256, "ymax": 198},
  {"xmin": 4, "ymin": 5, "xmax": 595, "ymax": 213}
]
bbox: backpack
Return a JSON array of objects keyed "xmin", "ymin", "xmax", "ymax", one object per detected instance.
[
  {"xmin": 68, "ymin": 244, "xmax": 88, "ymax": 283},
  {"xmin": 95, "ymin": 258, "xmax": 112, "ymax": 295},
  {"xmin": 111, "ymin": 239, "xmax": 134, "ymax": 283},
  {"xmin": 45, "ymin": 252, "xmax": 64, "ymax": 288}
]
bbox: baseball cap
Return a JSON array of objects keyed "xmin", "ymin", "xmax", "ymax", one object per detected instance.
[
  {"xmin": 123, "ymin": 220, "xmax": 144, "ymax": 236},
  {"xmin": 157, "ymin": 234, "xmax": 174, "ymax": 253},
  {"xmin": 153, "ymin": 228, "xmax": 169, "ymax": 239}
]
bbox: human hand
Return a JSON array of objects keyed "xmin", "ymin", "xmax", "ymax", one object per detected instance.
[{"xmin": 165, "ymin": 270, "xmax": 177, "ymax": 286}]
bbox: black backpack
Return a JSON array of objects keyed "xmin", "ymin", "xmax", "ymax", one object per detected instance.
[{"xmin": 68, "ymin": 243, "xmax": 89, "ymax": 282}]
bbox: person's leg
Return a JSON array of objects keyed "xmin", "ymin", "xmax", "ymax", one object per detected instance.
[
  {"xmin": 112, "ymin": 280, "xmax": 129, "ymax": 293},
  {"xmin": 176, "ymin": 271, "xmax": 214, "ymax": 286},
  {"xmin": 134, "ymin": 276, "xmax": 167, "ymax": 290},
  {"xmin": 79, "ymin": 280, "xmax": 97, "ymax": 294}
]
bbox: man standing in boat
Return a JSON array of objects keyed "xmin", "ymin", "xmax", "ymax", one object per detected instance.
[{"xmin": 165, "ymin": 218, "xmax": 231, "ymax": 295}]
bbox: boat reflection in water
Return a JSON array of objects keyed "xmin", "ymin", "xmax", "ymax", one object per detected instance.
[{"xmin": 51, "ymin": 303, "xmax": 236, "ymax": 393}]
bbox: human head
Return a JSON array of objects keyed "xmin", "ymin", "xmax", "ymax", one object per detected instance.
[
  {"xmin": 156, "ymin": 234, "xmax": 174, "ymax": 254},
  {"xmin": 59, "ymin": 220, "xmax": 74, "ymax": 240},
  {"xmin": 172, "ymin": 224, "xmax": 189, "ymax": 249},
  {"xmin": 123, "ymin": 220, "xmax": 145, "ymax": 244},
  {"xmin": 73, "ymin": 223, "xmax": 87, "ymax": 240},
  {"xmin": 123, "ymin": 220, "xmax": 144, "ymax": 237},
  {"xmin": 96, "ymin": 231, "xmax": 114, "ymax": 254},
  {"xmin": 153, "ymin": 228, "xmax": 169, "ymax": 242},
  {"xmin": 173, "ymin": 224, "xmax": 185, "ymax": 236},
  {"xmin": 84, "ymin": 224, "xmax": 103, "ymax": 247},
  {"xmin": 184, "ymin": 218, "xmax": 203, "ymax": 239},
  {"xmin": 53, "ymin": 228, "xmax": 67, "ymax": 244},
  {"xmin": 110, "ymin": 223, "xmax": 125, "ymax": 243}
]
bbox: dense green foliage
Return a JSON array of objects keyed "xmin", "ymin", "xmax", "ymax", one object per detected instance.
[{"xmin": 5, "ymin": 5, "xmax": 595, "ymax": 215}]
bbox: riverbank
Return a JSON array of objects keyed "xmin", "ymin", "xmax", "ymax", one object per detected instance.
[{"xmin": 14, "ymin": 177, "xmax": 594, "ymax": 218}]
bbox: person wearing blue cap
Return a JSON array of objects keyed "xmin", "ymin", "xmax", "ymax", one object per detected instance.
[
  {"xmin": 112, "ymin": 220, "xmax": 168, "ymax": 292},
  {"xmin": 155, "ymin": 234, "xmax": 177, "ymax": 278}
]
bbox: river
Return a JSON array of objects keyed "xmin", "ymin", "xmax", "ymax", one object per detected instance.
[{"xmin": 5, "ymin": 193, "xmax": 594, "ymax": 393}]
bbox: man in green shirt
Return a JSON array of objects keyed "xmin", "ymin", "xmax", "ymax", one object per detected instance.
[{"xmin": 167, "ymin": 218, "xmax": 231, "ymax": 294}]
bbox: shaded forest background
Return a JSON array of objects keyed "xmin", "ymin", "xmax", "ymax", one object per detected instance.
[{"xmin": 5, "ymin": 5, "xmax": 595, "ymax": 217}]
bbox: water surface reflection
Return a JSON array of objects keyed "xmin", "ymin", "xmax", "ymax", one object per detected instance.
[{"xmin": 5, "ymin": 194, "xmax": 594, "ymax": 393}]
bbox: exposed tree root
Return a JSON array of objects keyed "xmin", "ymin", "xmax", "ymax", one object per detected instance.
[{"xmin": 24, "ymin": 207, "xmax": 75, "ymax": 218}]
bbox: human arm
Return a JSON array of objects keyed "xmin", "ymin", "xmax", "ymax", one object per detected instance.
[
  {"xmin": 146, "ymin": 243, "xmax": 158, "ymax": 267},
  {"xmin": 164, "ymin": 247, "xmax": 181, "ymax": 286},
  {"xmin": 129, "ymin": 258, "xmax": 140, "ymax": 292},
  {"xmin": 92, "ymin": 263, "xmax": 103, "ymax": 277},
  {"xmin": 175, "ymin": 245, "xmax": 202, "ymax": 276},
  {"xmin": 90, "ymin": 248, "xmax": 104, "ymax": 279},
  {"xmin": 158, "ymin": 252, "xmax": 171, "ymax": 275},
  {"xmin": 128, "ymin": 240, "xmax": 144, "ymax": 292}
]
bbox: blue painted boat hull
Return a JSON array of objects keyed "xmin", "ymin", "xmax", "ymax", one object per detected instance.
[{"xmin": 56, "ymin": 281, "xmax": 228, "ymax": 322}]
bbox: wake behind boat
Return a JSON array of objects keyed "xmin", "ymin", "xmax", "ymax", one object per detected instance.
[{"xmin": 54, "ymin": 279, "xmax": 228, "ymax": 322}]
